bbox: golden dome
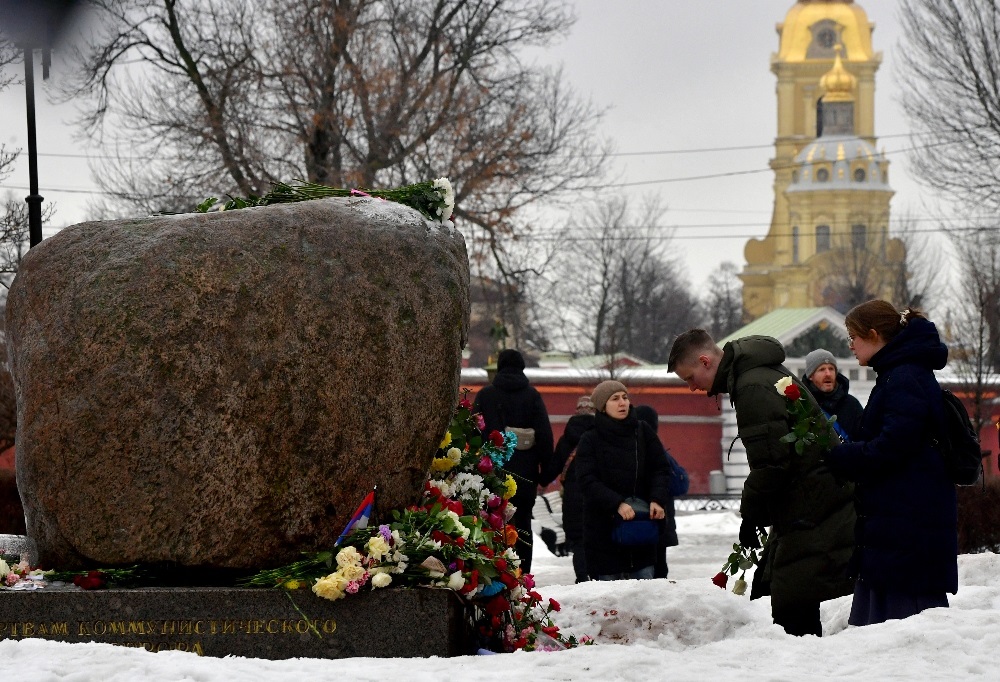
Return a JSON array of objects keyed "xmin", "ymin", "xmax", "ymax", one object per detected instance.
[
  {"xmin": 820, "ymin": 46, "xmax": 856, "ymax": 101},
  {"xmin": 776, "ymin": 0, "xmax": 875, "ymax": 63}
]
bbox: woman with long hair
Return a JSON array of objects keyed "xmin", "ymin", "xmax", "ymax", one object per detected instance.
[{"xmin": 825, "ymin": 300, "xmax": 958, "ymax": 626}]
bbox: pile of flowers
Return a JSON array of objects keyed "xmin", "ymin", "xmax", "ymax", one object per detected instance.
[
  {"xmin": 0, "ymin": 553, "xmax": 47, "ymax": 590},
  {"xmin": 245, "ymin": 391, "xmax": 588, "ymax": 653},
  {"xmin": 197, "ymin": 177, "xmax": 456, "ymax": 223},
  {"xmin": 713, "ymin": 526, "xmax": 769, "ymax": 597},
  {"xmin": 775, "ymin": 376, "xmax": 841, "ymax": 453}
]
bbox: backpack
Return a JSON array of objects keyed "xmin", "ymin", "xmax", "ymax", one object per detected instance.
[{"xmin": 933, "ymin": 389, "xmax": 983, "ymax": 486}]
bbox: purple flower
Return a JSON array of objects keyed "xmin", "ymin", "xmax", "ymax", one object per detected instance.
[{"xmin": 378, "ymin": 524, "xmax": 393, "ymax": 543}]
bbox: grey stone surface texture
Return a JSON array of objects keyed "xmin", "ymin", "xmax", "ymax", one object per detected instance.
[
  {"xmin": 5, "ymin": 197, "xmax": 469, "ymax": 570},
  {"xmin": 0, "ymin": 586, "xmax": 470, "ymax": 659}
]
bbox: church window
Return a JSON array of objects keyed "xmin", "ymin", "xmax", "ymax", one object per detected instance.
[
  {"xmin": 852, "ymin": 224, "xmax": 866, "ymax": 249},
  {"xmin": 815, "ymin": 167, "xmax": 830, "ymax": 182},
  {"xmin": 853, "ymin": 167, "xmax": 866, "ymax": 182},
  {"xmin": 816, "ymin": 225, "xmax": 831, "ymax": 252}
]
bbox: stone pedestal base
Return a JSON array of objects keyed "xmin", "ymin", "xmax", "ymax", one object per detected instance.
[{"xmin": 0, "ymin": 586, "xmax": 471, "ymax": 659}]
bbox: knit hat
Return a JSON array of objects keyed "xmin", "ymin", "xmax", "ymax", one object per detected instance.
[
  {"xmin": 496, "ymin": 348, "xmax": 525, "ymax": 372},
  {"xmin": 805, "ymin": 348, "xmax": 837, "ymax": 378},
  {"xmin": 575, "ymin": 395, "xmax": 595, "ymax": 414},
  {"xmin": 591, "ymin": 380, "xmax": 628, "ymax": 413}
]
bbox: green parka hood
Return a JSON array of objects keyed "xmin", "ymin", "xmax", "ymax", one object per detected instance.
[{"xmin": 710, "ymin": 335, "xmax": 787, "ymax": 398}]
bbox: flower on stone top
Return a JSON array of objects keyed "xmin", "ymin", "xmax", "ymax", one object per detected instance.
[
  {"xmin": 371, "ymin": 572, "xmax": 392, "ymax": 588},
  {"xmin": 432, "ymin": 177, "xmax": 455, "ymax": 222},
  {"xmin": 447, "ymin": 571, "xmax": 466, "ymax": 591},
  {"xmin": 5, "ymin": 572, "xmax": 18, "ymax": 587},
  {"xmin": 313, "ymin": 573, "xmax": 349, "ymax": 600}
]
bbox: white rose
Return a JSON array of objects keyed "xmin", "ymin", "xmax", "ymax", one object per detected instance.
[
  {"xmin": 775, "ymin": 376, "xmax": 794, "ymax": 396},
  {"xmin": 371, "ymin": 572, "xmax": 392, "ymax": 588},
  {"xmin": 447, "ymin": 571, "xmax": 466, "ymax": 591}
]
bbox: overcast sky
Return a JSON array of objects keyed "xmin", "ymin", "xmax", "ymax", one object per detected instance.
[{"xmin": 0, "ymin": 0, "xmax": 934, "ymax": 290}]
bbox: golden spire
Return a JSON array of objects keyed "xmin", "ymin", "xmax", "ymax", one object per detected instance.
[{"xmin": 820, "ymin": 45, "xmax": 857, "ymax": 102}]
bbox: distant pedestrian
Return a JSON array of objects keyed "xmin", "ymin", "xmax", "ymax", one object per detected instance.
[
  {"xmin": 802, "ymin": 348, "xmax": 864, "ymax": 442},
  {"xmin": 824, "ymin": 301, "xmax": 958, "ymax": 626},
  {"xmin": 473, "ymin": 349, "xmax": 554, "ymax": 574},
  {"xmin": 553, "ymin": 395, "xmax": 596, "ymax": 583},
  {"xmin": 633, "ymin": 405, "xmax": 679, "ymax": 579}
]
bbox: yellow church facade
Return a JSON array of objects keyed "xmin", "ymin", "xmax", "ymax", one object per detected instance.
[{"xmin": 741, "ymin": 0, "xmax": 904, "ymax": 319}]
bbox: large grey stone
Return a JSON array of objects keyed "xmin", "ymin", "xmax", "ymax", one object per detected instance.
[{"xmin": 6, "ymin": 197, "xmax": 469, "ymax": 570}]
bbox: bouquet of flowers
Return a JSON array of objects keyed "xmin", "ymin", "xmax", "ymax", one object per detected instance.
[
  {"xmin": 712, "ymin": 526, "xmax": 769, "ymax": 597},
  {"xmin": 244, "ymin": 391, "xmax": 588, "ymax": 652},
  {"xmin": 774, "ymin": 376, "xmax": 841, "ymax": 454},
  {"xmin": 198, "ymin": 177, "xmax": 456, "ymax": 223}
]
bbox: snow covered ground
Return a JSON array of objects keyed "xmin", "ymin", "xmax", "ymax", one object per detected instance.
[{"xmin": 2, "ymin": 511, "xmax": 998, "ymax": 681}]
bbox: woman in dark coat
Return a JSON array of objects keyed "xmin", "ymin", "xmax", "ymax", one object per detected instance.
[
  {"xmin": 473, "ymin": 349, "xmax": 554, "ymax": 574},
  {"xmin": 575, "ymin": 381, "xmax": 671, "ymax": 580},
  {"xmin": 825, "ymin": 300, "xmax": 958, "ymax": 626},
  {"xmin": 553, "ymin": 395, "xmax": 596, "ymax": 583}
]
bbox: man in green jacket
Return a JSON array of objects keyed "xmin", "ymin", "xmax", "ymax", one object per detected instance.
[{"xmin": 668, "ymin": 330, "xmax": 855, "ymax": 637}]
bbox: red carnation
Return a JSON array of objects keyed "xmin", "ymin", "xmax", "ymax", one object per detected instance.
[
  {"xmin": 488, "ymin": 430, "xmax": 505, "ymax": 448},
  {"xmin": 499, "ymin": 572, "xmax": 519, "ymax": 589},
  {"xmin": 549, "ymin": 598, "xmax": 561, "ymax": 612},
  {"xmin": 484, "ymin": 594, "xmax": 511, "ymax": 615},
  {"xmin": 712, "ymin": 571, "xmax": 728, "ymax": 589},
  {"xmin": 74, "ymin": 570, "xmax": 106, "ymax": 590},
  {"xmin": 495, "ymin": 558, "xmax": 508, "ymax": 571},
  {"xmin": 783, "ymin": 383, "xmax": 802, "ymax": 401},
  {"xmin": 458, "ymin": 398, "xmax": 473, "ymax": 410},
  {"xmin": 542, "ymin": 625, "xmax": 560, "ymax": 636}
]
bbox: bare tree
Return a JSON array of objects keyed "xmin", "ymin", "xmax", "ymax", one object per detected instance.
[
  {"xmin": 703, "ymin": 261, "xmax": 744, "ymax": 339},
  {"xmin": 898, "ymin": 0, "xmax": 1000, "ymax": 211},
  {"xmin": 946, "ymin": 220, "xmax": 1000, "ymax": 435},
  {"xmin": 61, "ymin": 0, "xmax": 609, "ymax": 277},
  {"xmin": 537, "ymin": 196, "xmax": 701, "ymax": 363}
]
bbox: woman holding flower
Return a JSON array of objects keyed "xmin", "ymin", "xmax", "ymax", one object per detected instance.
[
  {"xmin": 575, "ymin": 381, "xmax": 671, "ymax": 581},
  {"xmin": 824, "ymin": 301, "xmax": 958, "ymax": 626}
]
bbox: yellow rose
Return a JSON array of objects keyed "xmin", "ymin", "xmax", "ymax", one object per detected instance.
[
  {"xmin": 371, "ymin": 572, "xmax": 392, "ymax": 588},
  {"xmin": 340, "ymin": 563, "xmax": 366, "ymax": 582},
  {"xmin": 439, "ymin": 431, "xmax": 452, "ymax": 449},
  {"xmin": 336, "ymin": 546, "xmax": 363, "ymax": 568},
  {"xmin": 312, "ymin": 572, "xmax": 349, "ymax": 601},
  {"xmin": 503, "ymin": 474, "xmax": 517, "ymax": 500},
  {"xmin": 366, "ymin": 535, "xmax": 390, "ymax": 561}
]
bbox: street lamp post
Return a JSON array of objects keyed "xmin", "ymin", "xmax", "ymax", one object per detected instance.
[{"xmin": 22, "ymin": 44, "xmax": 45, "ymax": 248}]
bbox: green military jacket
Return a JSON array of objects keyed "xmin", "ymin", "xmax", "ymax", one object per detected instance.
[{"xmin": 711, "ymin": 335, "xmax": 855, "ymax": 607}]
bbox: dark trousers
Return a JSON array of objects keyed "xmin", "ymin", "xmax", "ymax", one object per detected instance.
[
  {"xmin": 566, "ymin": 538, "xmax": 588, "ymax": 582},
  {"xmin": 772, "ymin": 601, "xmax": 822, "ymax": 637}
]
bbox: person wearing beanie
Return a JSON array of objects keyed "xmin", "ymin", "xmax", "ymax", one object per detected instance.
[
  {"xmin": 574, "ymin": 382, "xmax": 671, "ymax": 581},
  {"xmin": 552, "ymin": 395, "xmax": 597, "ymax": 583},
  {"xmin": 668, "ymin": 329, "xmax": 855, "ymax": 637},
  {"xmin": 802, "ymin": 348, "xmax": 864, "ymax": 442},
  {"xmin": 473, "ymin": 349, "xmax": 554, "ymax": 574}
]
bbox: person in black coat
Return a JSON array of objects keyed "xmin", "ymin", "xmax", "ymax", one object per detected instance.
[
  {"xmin": 473, "ymin": 349, "xmax": 555, "ymax": 574},
  {"xmin": 575, "ymin": 380, "xmax": 671, "ymax": 580},
  {"xmin": 553, "ymin": 395, "xmax": 596, "ymax": 583},
  {"xmin": 802, "ymin": 348, "xmax": 864, "ymax": 442},
  {"xmin": 633, "ymin": 405, "xmax": 679, "ymax": 578},
  {"xmin": 825, "ymin": 301, "xmax": 958, "ymax": 626}
]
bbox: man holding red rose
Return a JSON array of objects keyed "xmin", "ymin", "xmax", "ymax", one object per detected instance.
[{"xmin": 668, "ymin": 330, "xmax": 855, "ymax": 637}]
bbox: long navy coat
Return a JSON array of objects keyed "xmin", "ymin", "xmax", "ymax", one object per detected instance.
[{"xmin": 826, "ymin": 317, "xmax": 958, "ymax": 595}]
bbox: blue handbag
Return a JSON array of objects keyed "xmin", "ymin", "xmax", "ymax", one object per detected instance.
[
  {"xmin": 611, "ymin": 497, "xmax": 660, "ymax": 546},
  {"xmin": 664, "ymin": 450, "xmax": 690, "ymax": 497}
]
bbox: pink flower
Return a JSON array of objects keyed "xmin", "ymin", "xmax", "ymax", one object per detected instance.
[
  {"xmin": 475, "ymin": 414, "xmax": 485, "ymax": 430},
  {"xmin": 486, "ymin": 494, "xmax": 502, "ymax": 510},
  {"xmin": 5, "ymin": 572, "xmax": 18, "ymax": 586},
  {"xmin": 346, "ymin": 580, "xmax": 360, "ymax": 594},
  {"xmin": 477, "ymin": 457, "xmax": 494, "ymax": 474},
  {"xmin": 522, "ymin": 573, "xmax": 535, "ymax": 589}
]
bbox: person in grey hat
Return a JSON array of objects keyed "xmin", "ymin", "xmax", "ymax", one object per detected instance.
[{"xmin": 802, "ymin": 348, "xmax": 863, "ymax": 442}]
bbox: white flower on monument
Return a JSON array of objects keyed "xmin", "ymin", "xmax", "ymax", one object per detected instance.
[{"xmin": 371, "ymin": 572, "xmax": 392, "ymax": 588}]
